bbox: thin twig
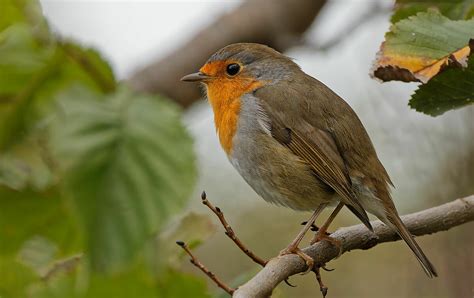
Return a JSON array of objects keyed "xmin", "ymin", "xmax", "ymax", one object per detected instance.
[
  {"xmin": 41, "ymin": 254, "xmax": 83, "ymax": 281},
  {"xmin": 201, "ymin": 191, "xmax": 267, "ymax": 267},
  {"xmin": 176, "ymin": 241, "xmax": 235, "ymax": 295}
]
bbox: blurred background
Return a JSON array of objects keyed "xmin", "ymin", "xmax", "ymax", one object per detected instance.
[{"xmin": 1, "ymin": 0, "xmax": 473, "ymax": 297}]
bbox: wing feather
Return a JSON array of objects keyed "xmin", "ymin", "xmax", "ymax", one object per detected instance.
[{"xmin": 269, "ymin": 113, "xmax": 373, "ymax": 231}]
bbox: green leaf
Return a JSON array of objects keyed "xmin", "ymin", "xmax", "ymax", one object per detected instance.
[
  {"xmin": 17, "ymin": 236, "xmax": 59, "ymax": 274},
  {"xmin": 0, "ymin": 24, "xmax": 116, "ymax": 151},
  {"xmin": 0, "ymin": 187, "xmax": 82, "ymax": 297},
  {"xmin": 27, "ymin": 264, "xmax": 210, "ymax": 298},
  {"xmin": 157, "ymin": 269, "xmax": 211, "ymax": 298},
  {"xmin": 0, "ymin": 24, "xmax": 55, "ymax": 149},
  {"xmin": 372, "ymin": 11, "xmax": 474, "ymax": 83},
  {"xmin": 27, "ymin": 262, "xmax": 157, "ymax": 298},
  {"xmin": 0, "ymin": 255, "xmax": 37, "ymax": 298},
  {"xmin": 0, "ymin": 187, "xmax": 81, "ymax": 256},
  {"xmin": 409, "ymin": 46, "xmax": 474, "ymax": 116},
  {"xmin": 0, "ymin": 0, "xmax": 49, "ymax": 35},
  {"xmin": 59, "ymin": 42, "xmax": 116, "ymax": 93},
  {"xmin": 392, "ymin": 0, "xmax": 474, "ymax": 23},
  {"xmin": 386, "ymin": 12, "xmax": 474, "ymax": 59},
  {"xmin": 0, "ymin": 131, "xmax": 55, "ymax": 190},
  {"xmin": 50, "ymin": 86, "xmax": 196, "ymax": 272},
  {"xmin": 0, "ymin": 21, "xmax": 116, "ymax": 193}
]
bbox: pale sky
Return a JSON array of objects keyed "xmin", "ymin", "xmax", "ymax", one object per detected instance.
[{"xmin": 40, "ymin": 0, "xmax": 240, "ymax": 78}]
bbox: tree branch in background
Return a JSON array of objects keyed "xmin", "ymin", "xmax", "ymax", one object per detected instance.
[
  {"xmin": 233, "ymin": 195, "xmax": 474, "ymax": 298},
  {"xmin": 300, "ymin": 1, "xmax": 391, "ymax": 52},
  {"xmin": 128, "ymin": 0, "xmax": 327, "ymax": 108}
]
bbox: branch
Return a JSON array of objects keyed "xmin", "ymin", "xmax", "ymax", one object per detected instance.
[
  {"xmin": 128, "ymin": 0, "xmax": 327, "ymax": 108},
  {"xmin": 41, "ymin": 254, "xmax": 83, "ymax": 281},
  {"xmin": 300, "ymin": 2, "xmax": 390, "ymax": 52},
  {"xmin": 200, "ymin": 191, "xmax": 267, "ymax": 267},
  {"xmin": 176, "ymin": 241, "xmax": 235, "ymax": 295},
  {"xmin": 233, "ymin": 196, "xmax": 474, "ymax": 298}
]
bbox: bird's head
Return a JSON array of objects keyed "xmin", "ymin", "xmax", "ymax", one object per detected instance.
[
  {"xmin": 181, "ymin": 43, "xmax": 299, "ymax": 104},
  {"xmin": 181, "ymin": 43, "xmax": 299, "ymax": 154}
]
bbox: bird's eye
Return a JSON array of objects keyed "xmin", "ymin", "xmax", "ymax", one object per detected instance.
[{"xmin": 226, "ymin": 63, "xmax": 240, "ymax": 76}]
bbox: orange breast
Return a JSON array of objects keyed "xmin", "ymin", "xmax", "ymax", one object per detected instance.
[{"xmin": 202, "ymin": 67, "xmax": 263, "ymax": 154}]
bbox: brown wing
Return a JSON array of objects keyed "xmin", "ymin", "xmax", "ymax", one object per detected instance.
[
  {"xmin": 269, "ymin": 114, "xmax": 373, "ymax": 231},
  {"xmin": 255, "ymin": 77, "xmax": 393, "ymax": 191}
]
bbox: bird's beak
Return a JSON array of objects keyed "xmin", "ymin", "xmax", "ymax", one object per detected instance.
[{"xmin": 180, "ymin": 72, "xmax": 210, "ymax": 82}]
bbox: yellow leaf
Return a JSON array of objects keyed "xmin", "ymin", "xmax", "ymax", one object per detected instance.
[{"xmin": 375, "ymin": 44, "xmax": 471, "ymax": 83}]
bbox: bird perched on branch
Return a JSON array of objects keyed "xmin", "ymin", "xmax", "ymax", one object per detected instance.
[{"xmin": 181, "ymin": 43, "xmax": 437, "ymax": 277}]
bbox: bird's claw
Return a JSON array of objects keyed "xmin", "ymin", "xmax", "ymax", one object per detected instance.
[
  {"xmin": 321, "ymin": 265, "xmax": 335, "ymax": 272},
  {"xmin": 284, "ymin": 278, "xmax": 296, "ymax": 287},
  {"xmin": 313, "ymin": 266, "xmax": 329, "ymax": 298},
  {"xmin": 301, "ymin": 221, "xmax": 319, "ymax": 232},
  {"xmin": 279, "ymin": 247, "xmax": 314, "ymax": 275}
]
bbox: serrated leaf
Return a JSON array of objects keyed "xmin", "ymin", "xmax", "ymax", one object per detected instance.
[
  {"xmin": 372, "ymin": 11, "xmax": 474, "ymax": 83},
  {"xmin": 50, "ymin": 86, "xmax": 196, "ymax": 272},
  {"xmin": 58, "ymin": 42, "xmax": 116, "ymax": 94},
  {"xmin": 0, "ymin": 24, "xmax": 116, "ymax": 151},
  {"xmin": 409, "ymin": 42, "xmax": 474, "ymax": 116},
  {"xmin": 392, "ymin": 0, "xmax": 474, "ymax": 23},
  {"xmin": 0, "ymin": 20, "xmax": 116, "ymax": 191}
]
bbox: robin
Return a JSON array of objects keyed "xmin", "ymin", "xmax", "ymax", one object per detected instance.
[{"xmin": 181, "ymin": 43, "xmax": 437, "ymax": 277}]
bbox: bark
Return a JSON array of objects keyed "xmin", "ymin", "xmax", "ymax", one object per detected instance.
[{"xmin": 233, "ymin": 195, "xmax": 474, "ymax": 298}]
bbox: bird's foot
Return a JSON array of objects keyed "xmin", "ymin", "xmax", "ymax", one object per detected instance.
[{"xmin": 279, "ymin": 246, "xmax": 314, "ymax": 275}]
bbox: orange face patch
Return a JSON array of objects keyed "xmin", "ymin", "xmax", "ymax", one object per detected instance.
[{"xmin": 200, "ymin": 61, "xmax": 263, "ymax": 155}]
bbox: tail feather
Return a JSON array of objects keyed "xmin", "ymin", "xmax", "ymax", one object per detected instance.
[
  {"xmin": 346, "ymin": 204, "xmax": 373, "ymax": 232},
  {"xmin": 388, "ymin": 215, "xmax": 438, "ymax": 278}
]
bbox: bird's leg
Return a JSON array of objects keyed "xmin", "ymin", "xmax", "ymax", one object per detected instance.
[
  {"xmin": 310, "ymin": 202, "xmax": 344, "ymax": 256},
  {"xmin": 279, "ymin": 204, "xmax": 327, "ymax": 273}
]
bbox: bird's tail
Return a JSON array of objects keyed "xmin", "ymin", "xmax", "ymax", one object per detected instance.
[{"xmin": 386, "ymin": 214, "xmax": 438, "ymax": 278}]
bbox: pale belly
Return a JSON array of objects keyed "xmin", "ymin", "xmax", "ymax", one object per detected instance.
[{"xmin": 228, "ymin": 128, "xmax": 338, "ymax": 211}]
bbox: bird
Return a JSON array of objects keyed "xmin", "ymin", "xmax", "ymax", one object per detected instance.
[{"xmin": 181, "ymin": 43, "xmax": 437, "ymax": 278}]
